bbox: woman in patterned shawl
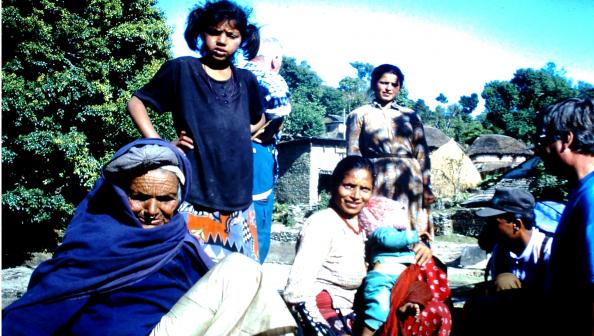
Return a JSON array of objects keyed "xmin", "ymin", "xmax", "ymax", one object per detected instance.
[{"xmin": 346, "ymin": 64, "xmax": 436, "ymax": 239}]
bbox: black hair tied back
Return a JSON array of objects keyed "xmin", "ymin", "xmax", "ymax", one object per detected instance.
[
  {"xmin": 184, "ymin": 6, "xmax": 205, "ymax": 52},
  {"xmin": 243, "ymin": 24, "xmax": 260, "ymax": 60}
]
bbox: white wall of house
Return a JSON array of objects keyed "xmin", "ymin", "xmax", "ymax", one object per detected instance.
[
  {"xmin": 308, "ymin": 144, "xmax": 347, "ymax": 205},
  {"xmin": 472, "ymin": 154, "xmax": 528, "ymax": 164}
]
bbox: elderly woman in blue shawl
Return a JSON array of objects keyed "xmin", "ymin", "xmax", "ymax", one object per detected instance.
[{"xmin": 3, "ymin": 139, "xmax": 296, "ymax": 336}]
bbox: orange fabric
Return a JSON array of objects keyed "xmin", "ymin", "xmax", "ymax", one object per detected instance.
[
  {"xmin": 186, "ymin": 210, "xmax": 259, "ymax": 261},
  {"xmin": 380, "ymin": 264, "xmax": 421, "ymax": 336},
  {"xmin": 380, "ymin": 258, "xmax": 452, "ymax": 336}
]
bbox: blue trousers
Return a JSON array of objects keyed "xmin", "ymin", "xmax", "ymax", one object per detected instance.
[
  {"xmin": 252, "ymin": 142, "xmax": 276, "ymax": 264},
  {"xmin": 254, "ymin": 192, "xmax": 274, "ymax": 264},
  {"xmin": 363, "ymin": 270, "xmax": 398, "ymax": 331}
]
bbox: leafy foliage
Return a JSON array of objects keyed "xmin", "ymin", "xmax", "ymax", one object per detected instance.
[
  {"xmin": 338, "ymin": 76, "xmax": 368, "ymax": 113},
  {"xmin": 459, "ymin": 93, "xmax": 479, "ymax": 115},
  {"xmin": 272, "ymin": 202, "xmax": 296, "ymax": 227},
  {"xmin": 283, "ymin": 100, "xmax": 326, "ymax": 137},
  {"xmin": 528, "ymin": 163, "xmax": 570, "ymax": 202},
  {"xmin": 435, "ymin": 93, "xmax": 449, "ymax": 104},
  {"xmin": 280, "ymin": 57, "xmax": 327, "ymax": 138},
  {"xmin": 481, "ymin": 63, "xmax": 578, "ymax": 144},
  {"xmin": 2, "ymin": 0, "xmax": 173, "ymax": 265},
  {"xmin": 418, "ymin": 94, "xmax": 485, "ymax": 145}
]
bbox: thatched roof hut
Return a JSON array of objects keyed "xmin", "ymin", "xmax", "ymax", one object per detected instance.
[
  {"xmin": 468, "ymin": 134, "xmax": 533, "ymax": 173},
  {"xmin": 468, "ymin": 134, "xmax": 532, "ymax": 156},
  {"xmin": 430, "ymin": 139, "xmax": 482, "ymax": 198},
  {"xmin": 424, "ymin": 126, "xmax": 450, "ymax": 151}
]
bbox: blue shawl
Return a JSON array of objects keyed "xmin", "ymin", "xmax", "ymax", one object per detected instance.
[{"xmin": 3, "ymin": 138, "xmax": 213, "ymax": 333}]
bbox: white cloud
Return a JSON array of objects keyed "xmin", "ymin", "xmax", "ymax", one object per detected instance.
[
  {"xmin": 167, "ymin": 2, "xmax": 593, "ymax": 113},
  {"xmin": 171, "ymin": 17, "xmax": 197, "ymax": 57}
]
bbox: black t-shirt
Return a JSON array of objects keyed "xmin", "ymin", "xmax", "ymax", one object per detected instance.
[{"xmin": 134, "ymin": 56, "xmax": 264, "ymax": 211}]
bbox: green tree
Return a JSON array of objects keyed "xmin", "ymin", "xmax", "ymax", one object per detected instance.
[
  {"xmin": 481, "ymin": 63, "xmax": 579, "ymax": 143},
  {"xmin": 283, "ymin": 101, "xmax": 326, "ymax": 137},
  {"xmin": 319, "ymin": 86, "xmax": 346, "ymax": 116},
  {"xmin": 2, "ymin": 0, "xmax": 173, "ymax": 265},
  {"xmin": 395, "ymin": 86, "xmax": 414, "ymax": 108},
  {"xmin": 338, "ymin": 76, "xmax": 368, "ymax": 113},
  {"xmin": 414, "ymin": 99, "xmax": 434, "ymax": 124},
  {"xmin": 280, "ymin": 57, "xmax": 323, "ymax": 94},
  {"xmin": 576, "ymin": 81, "xmax": 594, "ymax": 98},
  {"xmin": 446, "ymin": 111, "xmax": 486, "ymax": 145},
  {"xmin": 511, "ymin": 63, "xmax": 575, "ymax": 113},
  {"xmin": 280, "ymin": 57, "xmax": 327, "ymax": 138},
  {"xmin": 481, "ymin": 80, "xmax": 519, "ymax": 133},
  {"xmin": 436, "ymin": 93, "xmax": 448, "ymax": 104},
  {"xmin": 420, "ymin": 92, "xmax": 485, "ymax": 145},
  {"xmin": 349, "ymin": 61, "xmax": 374, "ymax": 83},
  {"xmin": 459, "ymin": 93, "xmax": 479, "ymax": 115},
  {"xmin": 441, "ymin": 104, "xmax": 463, "ymax": 135}
]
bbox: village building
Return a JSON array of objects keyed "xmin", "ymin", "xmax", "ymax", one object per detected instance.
[
  {"xmin": 425, "ymin": 127, "xmax": 482, "ymax": 199},
  {"xmin": 276, "ymin": 137, "xmax": 346, "ymax": 206},
  {"xmin": 275, "ymin": 126, "xmax": 482, "ymax": 206},
  {"xmin": 467, "ymin": 134, "xmax": 533, "ymax": 173}
]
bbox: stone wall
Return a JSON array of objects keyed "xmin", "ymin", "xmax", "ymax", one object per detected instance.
[
  {"xmin": 433, "ymin": 207, "xmax": 486, "ymax": 238},
  {"xmin": 276, "ymin": 144, "xmax": 311, "ymax": 204},
  {"xmin": 276, "ymin": 138, "xmax": 346, "ymax": 206},
  {"xmin": 452, "ymin": 208, "xmax": 485, "ymax": 237}
]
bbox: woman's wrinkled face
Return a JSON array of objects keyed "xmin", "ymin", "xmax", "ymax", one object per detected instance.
[
  {"xmin": 334, "ymin": 168, "xmax": 373, "ymax": 218},
  {"xmin": 203, "ymin": 20, "xmax": 242, "ymax": 61},
  {"xmin": 127, "ymin": 169, "xmax": 179, "ymax": 229},
  {"xmin": 374, "ymin": 73, "xmax": 401, "ymax": 105}
]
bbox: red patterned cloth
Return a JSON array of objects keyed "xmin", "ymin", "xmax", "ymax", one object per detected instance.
[
  {"xmin": 381, "ymin": 258, "xmax": 452, "ymax": 336},
  {"xmin": 416, "ymin": 257, "xmax": 451, "ymax": 302}
]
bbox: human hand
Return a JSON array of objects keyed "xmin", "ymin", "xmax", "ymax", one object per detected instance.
[
  {"xmin": 171, "ymin": 130, "xmax": 194, "ymax": 153},
  {"xmin": 413, "ymin": 242, "xmax": 432, "ymax": 267},
  {"xmin": 423, "ymin": 188, "xmax": 436, "ymax": 207},
  {"xmin": 251, "ymin": 127, "xmax": 264, "ymax": 142},
  {"xmin": 419, "ymin": 231, "xmax": 433, "ymax": 243},
  {"xmin": 494, "ymin": 272, "xmax": 522, "ymax": 291},
  {"xmin": 398, "ymin": 302, "xmax": 421, "ymax": 321},
  {"xmin": 251, "ymin": 119, "xmax": 273, "ymax": 142}
]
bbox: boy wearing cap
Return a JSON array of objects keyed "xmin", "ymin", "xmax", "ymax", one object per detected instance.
[
  {"xmin": 461, "ymin": 187, "xmax": 552, "ymax": 336},
  {"xmin": 476, "ymin": 187, "xmax": 553, "ymax": 292}
]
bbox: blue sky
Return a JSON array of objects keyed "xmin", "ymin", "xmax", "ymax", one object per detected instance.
[{"xmin": 156, "ymin": 0, "xmax": 594, "ymax": 112}]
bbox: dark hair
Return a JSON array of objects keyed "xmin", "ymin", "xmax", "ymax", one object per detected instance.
[
  {"xmin": 370, "ymin": 64, "xmax": 405, "ymax": 91},
  {"xmin": 535, "ymin": 97, "xmax": 594, "ymax": 154},
  {"xmin": 330, "ymin": 155, "xmax": 374, "ymax": 194},
  {"xmin": 184, "ymin": 0, "xmax": 260, "ymax": 60},
  {"xmin": 502, "ymin": 212, "xmax": 535, "ymax": 230}
]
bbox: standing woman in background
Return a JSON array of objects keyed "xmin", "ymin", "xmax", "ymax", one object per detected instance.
[
  {"xmin": 346, "ymin": 64, "xmax": 435, "ymax": 240},
  {"xmin": 127, "ymin": 0, "xmax": 265, "ymax": 262}
]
